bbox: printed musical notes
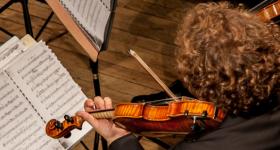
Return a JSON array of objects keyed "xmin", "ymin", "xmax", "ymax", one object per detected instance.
[
  {"xmin": 0, "ymin": 36, "xmax": 92, "ymax": 149},
  {"xmin": 6, "ymin": 42, "xmax": 87, "ymax": 121},
  {"xmin": 60, "ymin": 0, "xmax": 112, "ymax": 49},
  {"xmin": 0, "ymin": 73, "xmax": 63, "ymax": 150}
]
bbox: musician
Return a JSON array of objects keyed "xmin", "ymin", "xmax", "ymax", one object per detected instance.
[{"xmin": 77, "ymin": 2, "xmax": 280, "ymax": 150}]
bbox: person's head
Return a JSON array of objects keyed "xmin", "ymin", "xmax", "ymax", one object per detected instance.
[{"xmin": 176, "ymin": 2, "xmax": 280, "ymax": 115}]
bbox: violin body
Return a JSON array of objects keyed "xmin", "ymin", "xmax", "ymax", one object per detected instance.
[
  {"xmin": 46, "ymin": 97, "xmax": 226, "ymax": 138},
  {"xmin": 114, "ymin": 99, "xmax": 225, "ymax": 137}
]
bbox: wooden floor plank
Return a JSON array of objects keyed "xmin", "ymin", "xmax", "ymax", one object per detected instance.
[
  {"xmin": 118, "ymin": 0, "xmax": 191, "ymax": 22},
  {"xmin": 0, "ymin": 0, "xmax": 61, "ymax": 23},
  {"xmin": 0, "ymin": 0, "xmax": 193, "ymax": 149},
  {"xmin": 114, "ymin": 6, "xmax": 178, "ymax": 45}
]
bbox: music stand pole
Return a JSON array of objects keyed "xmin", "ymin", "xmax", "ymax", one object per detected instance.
[
  {"xmin": 90, "ymin": 59, "xmax": 108, "ymax": 150},
  {"xmin": 21, "ymin": 0, "xmax": 33, "ymax": 37}
]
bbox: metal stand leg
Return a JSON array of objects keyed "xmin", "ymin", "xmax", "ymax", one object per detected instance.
[
  {"xmin": 20, "ymin": 0, "xmax": 33, "ymax": 37},
  {"xmin": 0, "ymin": 0, "xmax": 14, "ymax": 13},
  {"xmin": 80, "ymin": 141, "xmax": 90, "ymax": 150},
  {"xmin": 0, "ymin": 0, "xmax": 18, "ymax": 37},
  {"xmin": 90, "ymin": 59, "xmax": 108, "ymax": 150},
  {"xmin": 0, "ymin": 27, "xmax": 13, "ymax": 37},
  {"xmin": 45, "ymin": 30, "xmax": 68, "ymax": 44},
  {"xmin": 1, "ymin": 0, "xmax": 33, "ymax": 37},
  {"xmin": 35, "ymin": 11, "xmax": 54, "ymax": 40},
  {"xmin": 1, "ymin": 1, "xmax": 15, "ymax": 37}
]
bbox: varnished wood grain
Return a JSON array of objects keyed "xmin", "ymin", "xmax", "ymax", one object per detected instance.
[{"xmin": 0, "ymin": 0, "xmax": 198, "ymax": 149}]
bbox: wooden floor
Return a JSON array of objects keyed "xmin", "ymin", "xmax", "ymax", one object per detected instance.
[{"xmin": 0, "ymin": 0, "xmax": 197, "ymax": 149}]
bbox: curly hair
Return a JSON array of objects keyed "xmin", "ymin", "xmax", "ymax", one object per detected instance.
[{"xmin": 176, "ymin": 2, "xmax": 280, "ymax": 115}]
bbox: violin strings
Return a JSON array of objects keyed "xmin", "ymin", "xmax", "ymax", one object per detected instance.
[
  {"xmin": 145, "ymin": 96, "xmax": 182, "ymax": 104},
  {"xmin": 145, "ymin": 96, "xmax": 196, "ymax": 104}
]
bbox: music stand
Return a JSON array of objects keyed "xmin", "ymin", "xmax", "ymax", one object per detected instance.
[
  {"xmin": 86, "ymin": 2, "xmax": 117, "ymax": 149},
  {"xmin": 46, "ymin": 0, "xmax": 118, "ymax": 150}
]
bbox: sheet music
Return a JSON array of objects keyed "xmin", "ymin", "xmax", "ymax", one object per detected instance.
[
  {"xmin": 103, "ymin": 0, "xmax": 113, "ymax": 10},
  {"xmin": 60, "ymin": 0, "xmax": 112, "ymax": 49},
  {"xmin": 0, "ymin": 36, "xmax": 19, "ymax": 58},
  {"xmin": 0, "ymin": 37, "xmax": 26, "ymax": 70},
  {"xmin": 5, "ymin": 41, "xmax": 92, "ymax": 149},
  {"xmin": 0, "ymin": 72, "xmax": 64, "ymax": 150}
]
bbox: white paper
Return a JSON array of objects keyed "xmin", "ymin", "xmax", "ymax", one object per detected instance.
[
  {"xmin": 0, "ymin": 72, "xmax": 64, "ymax": 150},
  {"xmin": 5, "ymin": 41, "xmax": 92, "ymax": 149},
  {"xmin": 0, "ymin": 37, "xmax": 92, "ymax": 149},
  {"xmin": 0, "ymin": 37, "xmax": 26, "ymax": 70},
  {"xmin": 60, "ymin": 0, "xmax": 112, "ymax": 49}
]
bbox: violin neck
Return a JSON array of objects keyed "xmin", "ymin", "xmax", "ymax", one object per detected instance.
[{"xmin": 89, "ymin": 108, "xmax": 115, "ymax": 119}]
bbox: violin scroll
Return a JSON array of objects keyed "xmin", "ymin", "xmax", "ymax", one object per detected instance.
[{"xmin": 45, "ymin": 115, "xmax": 84, "ymax": 139}]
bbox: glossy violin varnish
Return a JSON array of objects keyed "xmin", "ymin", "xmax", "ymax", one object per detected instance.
[
  {"xmin": 257, "ymin": 1, "xmax": 280, "ymax": 22},
  {"xmin": 46, "ymin": 116, "xmax": 84, "ymax": 139},
  {"xmin": 46, "ymin": 97, "xmax": 226, "ymax": 139}
]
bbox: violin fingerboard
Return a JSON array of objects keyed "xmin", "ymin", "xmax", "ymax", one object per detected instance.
[{"xmin": 91, "ymin": 110, "xmax": 114, "ymax": 119}]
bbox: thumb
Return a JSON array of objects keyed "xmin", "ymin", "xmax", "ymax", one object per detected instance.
[{"xmin": 76, "ymin": 111, "xmax": 98, "ymax": 128}]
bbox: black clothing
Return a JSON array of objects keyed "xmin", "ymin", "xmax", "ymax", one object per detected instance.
[
  {"xmin": 109, "ymin": 134, "xmax": 144, "ymax": 150},
  {"xmin": 110, "ymin": 94, "xmax": 280, "ymax": 150}
]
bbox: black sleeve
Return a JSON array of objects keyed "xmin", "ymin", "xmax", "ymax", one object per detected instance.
[{"xmin": 109, "ymin": 134, "xmax": 144, "ymax": 150}]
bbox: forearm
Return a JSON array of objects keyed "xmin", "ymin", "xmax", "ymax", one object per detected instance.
[{"xmin": 109, "ymin": 134, "xmax": 144, "ymax": 150}]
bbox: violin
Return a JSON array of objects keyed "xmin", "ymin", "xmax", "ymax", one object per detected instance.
[
  {"xmin": 46, "ymin": 50, "xmax": 225, "ymax": 139},
  {"xmin": 46, "ymin": 97, "xmax": 226, "ymax": 139},
  {"xmin": 257, "ymin": 0, "xmax": 280, "ymax": 22}
]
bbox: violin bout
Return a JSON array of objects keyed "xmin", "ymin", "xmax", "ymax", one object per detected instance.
[{"xmin": 113, "ymin": 99, "xmax": 226, "ymax": 137}]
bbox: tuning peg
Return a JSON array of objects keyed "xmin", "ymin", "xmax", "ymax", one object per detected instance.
[
  {"xmin": 55, "ymin": 120, "xmax": 63, "ymax": 130},
  {"xmin": 64, "ymin": 115, "xmax": 73, "ymax": 123}
]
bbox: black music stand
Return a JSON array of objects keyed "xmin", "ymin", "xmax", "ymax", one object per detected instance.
[
  {"xmin": 0, "ymin": 0, "xmax": 33, "ymax": 37},
  {"xmin": 44, "ymin": 0, "xmax": 118, "ymax": 149},
  {"xmin": 89, "ymin": 1, "xmax": 118, "ymax": 149},
  {"xmin": 0, "ymin": 0, "xmax": 57, "ymax": 41}
]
